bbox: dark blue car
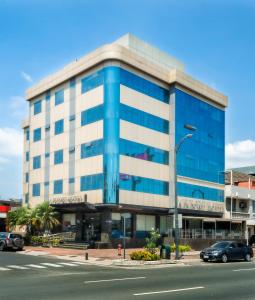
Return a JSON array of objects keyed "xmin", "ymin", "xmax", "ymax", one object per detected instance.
[{"xmin": 200, "ymin": 241, "xmax": 253, "ymax": 263}]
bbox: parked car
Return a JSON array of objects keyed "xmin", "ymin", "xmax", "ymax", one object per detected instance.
[
  {"xmin": 0, "ymin": 232, "xmax": 24, "ymax": 251},
  {"xmin": 249, "ymin": 235, "xmax": 255, "ymax": 246},
  {"xmin": 200, "ymin": 241, "xmax": 253, "ymax": 263}
]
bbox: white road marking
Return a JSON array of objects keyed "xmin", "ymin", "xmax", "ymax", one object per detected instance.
[
  {"xmin": 134, "ymin": 286, "xmax": 205, "ymax": 296},
  {"xmin": 7, "ymin": 265, "xmax": 29, "ymax": 270},
  {"xmin": 0, "ymin": 267, "xmax": 11, "ymax": 271},
  {"xmin": 40, "ymin": 263, "xmax": 63, "ymax": 268},
  {"xmin": 26, "ymin": 264, "xmax": 47, "ymax": 269},
  {"xmin": 71, "ymin": 262, "xmax": 87, "ymax": 265},
  {"xmin": 58, "ymin": 262, "xmax": 79, "ymax": 267},
  {"xmin": 233, "ymin": 268, "xmax": 255, "ymax": 272},
  {"xmin": 84, "ymin": 277, "xmax": 146, "ymax": 284}
]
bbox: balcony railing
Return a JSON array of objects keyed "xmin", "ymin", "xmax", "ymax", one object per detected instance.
[
  {"xmin": 168, "ymin": 229, "xmax": 245, "ymax": 240},
  {"xmin": 232, "ymin": 212, "xmax": 251, "ymax": 219},
  {"xmin": 225, "ymin": 185, "xmax": 255, "ymax": 200}
]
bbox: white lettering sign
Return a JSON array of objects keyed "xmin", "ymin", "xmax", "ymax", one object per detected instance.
[
  {"xmin": 49, "ymin": 194, "xmax": 87, "ymax": 205},
  {"xmin": 178, "ymin": 197, "xmax": 224, "ymax": 213}
]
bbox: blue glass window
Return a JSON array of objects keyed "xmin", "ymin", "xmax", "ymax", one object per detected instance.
[
  {"xmin": 81, "ymin": 139, "xmax": 103, "ymax": 159},
  {"xmin": 25, "ymin": 173, "xmax": 29, "ymax": 183},
  {"xmin": 120, "ymin": 104, "xmax": 169, "ymax": 134},
  {"xmin": 69, "ymin": 177, "xmax": 75, "ymax": 184},
  {"xmin": 46, "ymin": 90, "xmax": 51, "ymax": 101},
  {"xmin": 120, "ymin": 68, "xmax": 169, "ymax": 103},
  {"xmin": 54, "ymin": 180, "xmax": 63, "ymax": 194},
  {"xmin": 119, "ymin": 139, "xmax": 168, "ymax": 165},
  {"xmin": 69, "ymin": 115, "xmax": 75, "ymax": 121},
  {"xmin": 69, "ymin": 146, "xmax": 75, "ymax": 153},
  {"xmin": 25, "ymin": 193, "xmax": 29, "ymax": 204},
  {"xmin": 175, "ymin": 89, "xmax": 225, "ymax": 184},
  {"xmin": 81, "ymin": 105, "xmax": 103, "ymax": 126},
  {"xmin": 34, "ymin": 100, "xmax": 42, "ymax": 115},
  {"xmin": 26, "ymin": 151, "xmax": 29, "ymax": 162},
  {"xmin": 26, "ymin": 130, "xmax": 30, "ymax": 141},
  {"xmin": 54, "ymin": 150, "xmax": 63, "ymax": 165},
  {"xmin": 33, "ymin": 155, "xmax": 41, "ymax": 169},
  {"xmin": 32, "ymin": 183, "xmax": 40, "ymax": 197},
  {"xmin": 45, "ymin": 124, "xmax": 50, "ymax": 131},
  {"xmin": 55, "ymin": 89, "xmax": 64, "ymax": 106},
  {"xmin": 55, "ymin": 119, "xmax": 64, "ymax": 135},
  {"xmin": 80, "ymin": 174, "xmax": 103, "ymax": 191},
  {"xmin": 81, "ymin": 70, "xmax": 104, "ymax": 94},
  {"xmin": 119, "ymin": 173, "xmax": 168, "ymax": 195},
  {"xmin": 33, "ymin": 128, "xmax": 41, "ymax": 142},
  {"xmin": 177, "ymin": 182, "xmax": 224, "ymax": 202},
  {"xmin": 70, "ymin": 77, "xmax": 76, "ymax": 88}
]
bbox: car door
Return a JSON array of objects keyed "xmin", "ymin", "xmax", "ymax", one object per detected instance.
[
  {"xmin": 236, "ymin": 243, "xmax": 246, "ymax": 260},
  {"xmin": 228, "ymin": 242, "xmax": 239, "ymax": 260}
]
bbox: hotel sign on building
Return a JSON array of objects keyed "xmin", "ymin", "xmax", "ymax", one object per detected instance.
[{"xmin": 49, "ymin": 194, "xmax": 87, "ymax": 206}]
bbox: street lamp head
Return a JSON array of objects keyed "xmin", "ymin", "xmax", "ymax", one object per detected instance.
[
  {"xmin": 186, "ymin": 133, "xmax": 193, "ymax": 139},
  {"xmin": 184, "ymin": 124, "xmax": 197, "ymax": 131}
]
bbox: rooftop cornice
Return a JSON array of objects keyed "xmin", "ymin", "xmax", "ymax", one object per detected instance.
[{"xmin": 26, "ymin": 43, "xmax": 228, "ymax": 108}]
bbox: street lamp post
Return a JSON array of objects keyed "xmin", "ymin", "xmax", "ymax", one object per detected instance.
[{"xmin": 173, "ymin": 124, "xmax": 196, "ymax": 260}]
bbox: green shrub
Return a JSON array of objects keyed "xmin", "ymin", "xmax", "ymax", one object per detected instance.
[
  {"xmin": 130, "ymin": 250, "xmax": 160, "ymax": 261},
  {"xmin": 144, "ymin": 230, "xmax": 161, "ymax": 254},
  {"xmin": 170, "ymin": 244, "xmax": 191, "ymax": 252}
]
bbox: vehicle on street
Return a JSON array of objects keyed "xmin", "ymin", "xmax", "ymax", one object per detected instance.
[
  {"xmin": 249, "ymin": 235, "xmax": 255, "ymax": 246},
  {"xmin": 0, "ymin": 232, "xmax": 24, "ymax": 251},
  {"xmin": 200, "ymin": 241, "xmax": 253, "ymax": 263}
]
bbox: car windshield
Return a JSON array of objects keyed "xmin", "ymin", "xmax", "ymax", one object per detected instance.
[
  {"xmin": 0, "ymin": 233, "xmax": 7, "ymax": 238},
  {"xmin": 211, "ymin": 242, "xmax": 230, "ymax": 249}
]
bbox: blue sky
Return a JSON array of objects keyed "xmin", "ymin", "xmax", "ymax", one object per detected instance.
[{"xmin": 0, "ymin": 0, "xmax": 255, "ymax": 198}]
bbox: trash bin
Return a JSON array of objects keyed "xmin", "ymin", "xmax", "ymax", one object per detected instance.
[{"xmin": 160, "ymin": 244, "xmax": 171, "ymax": 259}]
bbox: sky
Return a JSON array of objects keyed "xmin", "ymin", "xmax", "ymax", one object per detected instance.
[{"xmin": 0, "ymin": 0, "xmax": 255, "ymax": 199}]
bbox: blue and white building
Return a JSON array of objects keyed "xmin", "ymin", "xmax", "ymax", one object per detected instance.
[{"xmin": 22, "ymin": 34, "xmax": 228, "ymax": 245}]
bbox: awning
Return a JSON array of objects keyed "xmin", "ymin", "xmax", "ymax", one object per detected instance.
[
  {"xmin": 247, "ymin": 219, "xmax": 255, "ymax": 226},
  {"xmin": 203, "ymin": 218, "xmax": 216, "ymax": 222}
]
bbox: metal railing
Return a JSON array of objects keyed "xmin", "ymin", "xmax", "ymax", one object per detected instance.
[{"xmin": 168, "ymin": 229, "xmax": 245, "ymax": 240}]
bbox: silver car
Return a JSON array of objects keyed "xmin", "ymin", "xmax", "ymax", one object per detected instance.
[{"xmin": 0, "ymin": 232, "xmax": 24, "ymax": 251}]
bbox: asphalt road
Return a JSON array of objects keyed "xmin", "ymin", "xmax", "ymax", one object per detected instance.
[{"xmin": 1, "ymin": 251, "xmax": 255, "ymax": 300}]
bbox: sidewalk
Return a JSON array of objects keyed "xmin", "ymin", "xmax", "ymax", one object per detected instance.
[{"xmin": 21, "ymin": 246, "xmax": 201, "ymax": 267}]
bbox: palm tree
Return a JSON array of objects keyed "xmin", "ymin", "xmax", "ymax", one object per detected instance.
[
  {"xmin": 36, "ymin": 202, "xmax": 59, "ymax": 234},
  {"xmin": 7, "ymin": 207, "xmax": 29, "ymax": 231}
]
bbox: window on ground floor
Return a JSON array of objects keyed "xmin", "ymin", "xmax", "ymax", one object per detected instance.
[
  {"xmin": 111, "ymin": 212, "xmax": 132, "ymax": 238},
  {"xmin": 136, "ymin": 214, "xmax": 155, "ymax": 238}
]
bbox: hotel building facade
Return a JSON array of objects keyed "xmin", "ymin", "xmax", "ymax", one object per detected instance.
[{"xmin": 22, "ymin": 34, "xmax": 228, "ymax": 245}]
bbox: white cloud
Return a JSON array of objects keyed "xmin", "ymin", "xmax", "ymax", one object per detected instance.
[
  {"xmin": 0, "ymin": 128, "xmax": 23, "ymax": 160},
  {"xmin": 21, "ymin": 71, "xmax": 33, "ymax": 83},
  {"xmin": 226, "ymin": 139, "xmax": 255, "ymax": 169}
]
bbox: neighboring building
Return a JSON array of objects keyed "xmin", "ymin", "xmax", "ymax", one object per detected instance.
[
  {"xmin": 22, "ymin": 34, "xmax": 228, "ymax": 245},
  {"xmin": 225, "ymin": 168, "xmax": 255, "ymax": 237},
  {"xmin": 0, "ymin": 199, "xmax": 22, "ymax": 231}
]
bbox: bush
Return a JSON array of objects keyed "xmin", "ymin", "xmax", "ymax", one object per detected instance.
[
  {"xmin": 144, "ymin": 230, "xmax": 161, "ymax": 254},
  {"xmin": 170, "ymin": 244, "xmax": 191, "ymax": 253},
  {"xmin": 130, "ymin": 250, "xmax": 160, "ymax": 261},
  {"xmin": 31, "ymin": 235, "xmax": 62, "ymax": 247}
]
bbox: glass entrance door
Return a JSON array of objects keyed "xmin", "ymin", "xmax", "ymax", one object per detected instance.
[{"xmin": 82, "ymin": 213, "xmax": 101, "ymax": 242}]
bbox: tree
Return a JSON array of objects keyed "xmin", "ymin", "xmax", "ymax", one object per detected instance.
[
  {"xmin": 35, "ymin": 201, "xmax": 60, "ymax": 233},
  {"xmin": 7, "ymin": 202, "xmax": 59, "ymax": 235}
]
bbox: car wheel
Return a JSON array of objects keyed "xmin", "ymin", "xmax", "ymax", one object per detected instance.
[
  {"xmin": 245, "ymin": 253, "xmax": 251, "ymax": 262},
  {"xmin": 203, "ymin": 258, "xmax": 209, "ymax": 262},
  {"xmin": 17, "ymin": 247, "xmax": 23, "ymax": 251},
  {"xmin": 0, "ymin": 242, "xmax": 5, "ymax": 251},
  {"xmin": 221, "ymin": 254, "xmax": 228, "ymax": 263}
]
